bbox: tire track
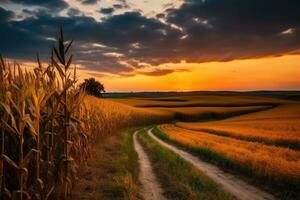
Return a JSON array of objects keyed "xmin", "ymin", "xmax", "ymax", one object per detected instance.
[{"xmin": 133, "ymin": 130, "xmax": 165, "ymax": 200}]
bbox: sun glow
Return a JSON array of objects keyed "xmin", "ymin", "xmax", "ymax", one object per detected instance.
[
  {"xmin": 95, "ymin": 54, "xmax": 300, "ymax": 91},
  {"xmin": 14, "ymin": 54, "xmax": 300, "ymax": 92}
]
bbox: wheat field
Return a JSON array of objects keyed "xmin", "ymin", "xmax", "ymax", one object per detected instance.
[
  {"xmin": 176, "ymin": 103, "xmax": 300, "ymax": 149},
  {"xmin": 111, "ymin": 95, "xmax": 278, "ymax": 122},
  {"xmin": 158, "ymin": 124, "xmax": 300, "ymax": 190},
  {"xmin": 111, "ymin": 94, "xmax": 286, "ymax": 107}
]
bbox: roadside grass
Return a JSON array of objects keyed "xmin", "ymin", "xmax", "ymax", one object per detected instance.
[
  {"xmin": 137, "ymin": 128, "xmax": 236, "ymax": 200},
  {"xmin": 72, "ymin": 129, "xmax": 142, "ymax": 200},
  {"xmin": 152, "ymin": 127, "xmax": 299, "ymax": 200}
]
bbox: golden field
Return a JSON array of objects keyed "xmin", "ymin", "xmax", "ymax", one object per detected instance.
[
  {"xmin": 158, "ymin": 124, "xmax": 300, "ymax": 186},
  {"xmin": 176, "ymin": 103, "xmax": 300, "ymax": 149},
  {"xmin": 114, "ymin": 93, "xmax": 300, "ymax": 198},
  {"xmin": 110, "ymin": 94, "xmax": 282, "ymax": 122},
  {"xmin": 113, "ymin": 93, "xmax": 300, "ymax": 186},
  {"xmin": 84, "ymin": 95, "xmax": 172, "ymax": 136},
  {"xmin": 110, "ymin": 94, "xmax": 286, "ymax": 107},
  {"xmin": 150, "ymin": 106, "xmax": 270, "ymax": 121}
]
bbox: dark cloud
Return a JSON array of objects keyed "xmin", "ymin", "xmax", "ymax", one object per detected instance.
[
  {"xmin": 22, "ymin": 9, "xmax": 34, "ymax": 15},
  {"xmin": 67, "ymin": 8, "xmax": 81, "ymax": 16},
  {"xmin": 164, "ymin": 0, "xmax": 300, "ymax": 62},
  {"xmin": 0, "ymin": 6, "xmax": 14, "ymax": 21},
  {"xmin": 156, "ymin": 13, "xmax": 165, "ymax": 18},
  {"xmin": 99, "ymin": 8, "xmax": 114, "ymax": 15},
  {"xmin": 138, "ymin": 68, "xmax": 189, "ymax": 76},
  {"xmin": 116, "ymin": 0, "xmax": 127, "ymax": 3},
  {"xmin": 115, "ymin": 0, "xmax": 130, "ymax": 9},
  {"xmin": 77, "ymin": 58, "xmax": 133, "ymax": 74},
  {"xmin": 86, "ymin": 72, "xmax": 107, "ymax": 78},
  {"xmin": 0, "ymin": 7, "xmax": 51, "ymax": 59},
  {"xmin": 79, "ymin": 0, "xmax": 99, "ymax": 5},
  {"xmin": 1, "ymin": 0, "xmax": 300, "ymax": 77},
  {"xmin": 9, "ymin": 0, "xmax": 68, "ymax": 10},
  {"xmin": 139, "ymin": 69, "xmax": 175, "ymax": 76},
  {"xmin": 113, "ymin": 4, "xmax": 123, "ymax": 9}
]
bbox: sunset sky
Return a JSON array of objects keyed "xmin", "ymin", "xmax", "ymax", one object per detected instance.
[{"xmin": 0, "ymin": 0, "xmax": 300, "ymax": 91}]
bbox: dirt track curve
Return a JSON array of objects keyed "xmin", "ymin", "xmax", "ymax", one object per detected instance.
[{"xmin": 133, "ymin": 131, "xmax": 165, "ymax": 200}]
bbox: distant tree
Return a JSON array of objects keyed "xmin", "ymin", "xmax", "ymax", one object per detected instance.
[{"xmin": 79, "ymin": 78, "xmax": 105, "ymax": 97}]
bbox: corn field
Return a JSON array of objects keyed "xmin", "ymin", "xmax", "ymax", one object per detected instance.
[
  {"xmin": 0, "ymin": 27, "xmax": 171, "ymax": 200},
  {"xmin": 0, "ymin": 26, "xmax": 84, "ymax": 200}
]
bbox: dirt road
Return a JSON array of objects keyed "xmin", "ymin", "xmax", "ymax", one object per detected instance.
[{"xmin": 133, "ymin": 131, "xmax": 165, "ymax": 200}]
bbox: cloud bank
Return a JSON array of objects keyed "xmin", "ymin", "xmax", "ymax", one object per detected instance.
[{"xmin": 0, "ymin": 0, "xmax": 300, "ymax": 76}]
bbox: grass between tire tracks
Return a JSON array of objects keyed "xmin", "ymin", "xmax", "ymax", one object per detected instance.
[
  {"xmin": 72, "ymin": 128, "xmax": 142, "ymax": 200},
  {"xmin": 137, "ymin": 128, "xmax": 236, "ymax": 200},
  {"xmin": 152, "ymin": 127, "xmax": 299, "ymax": 200}
]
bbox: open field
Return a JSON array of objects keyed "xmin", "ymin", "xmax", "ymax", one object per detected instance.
[
  {"xmin": 156, "ymin": 124, "xmax": 300, "ymax": 198},
  {"xmin": 110, "ymin": 94, "xmax": 285, "ymax": 107},
  {"xmin": 111, "ymin": 93, "xmax": 300, "ymax": 199},
  {"xmin": 148, "ymin": 106, "xmax": 272, "ymax": 122},
  {"xmin": 175, "ymin": 103, "xmax": 300, "ymax": 149},
  {"xmin": 110, "ymin": 94, "xmax": 283, "ymax": 122}
]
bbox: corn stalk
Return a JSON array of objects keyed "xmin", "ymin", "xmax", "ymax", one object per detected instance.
[{"xmin": 52, "ymin": 26, "xmax": 75, "ymax": 199}]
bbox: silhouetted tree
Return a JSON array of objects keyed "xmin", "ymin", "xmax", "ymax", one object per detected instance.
[{"xmin": 79, "ymin": 78, "xmax": 105, "ymax": 97}]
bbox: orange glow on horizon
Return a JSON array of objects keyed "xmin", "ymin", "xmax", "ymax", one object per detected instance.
[
  {"xmin": 15, "ymin": 54, "xmax": 300, "ymax": 92},
  {"xmin": 97, "ymin": 54, "xmax": 300, "ymax": 92}
]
